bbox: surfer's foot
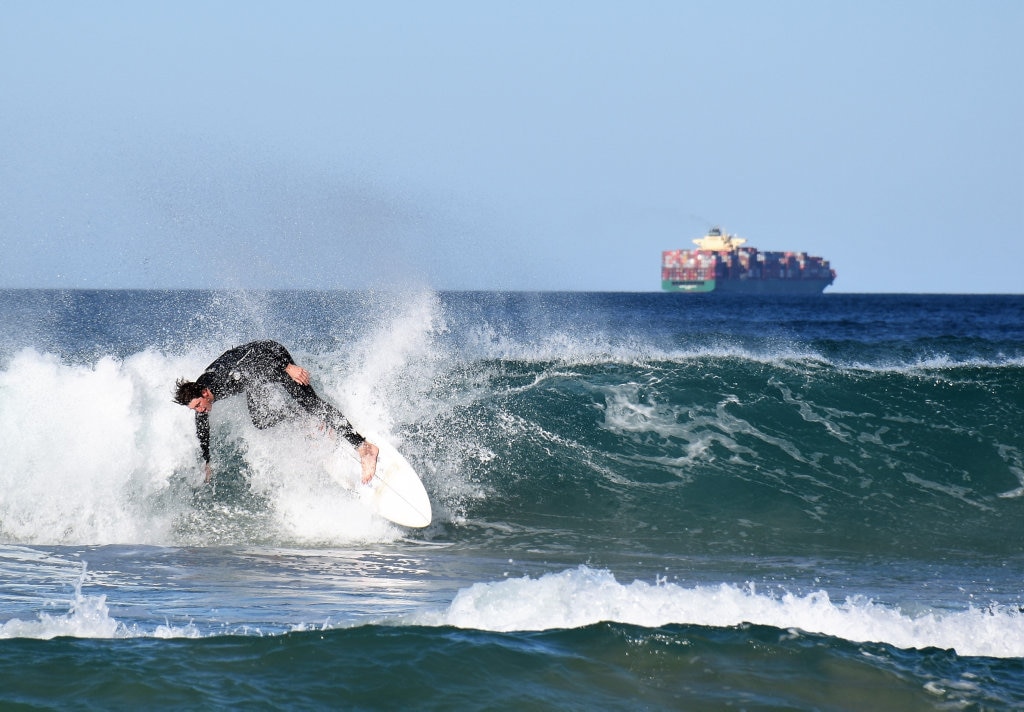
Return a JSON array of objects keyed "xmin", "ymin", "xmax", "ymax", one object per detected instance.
[{"xmin": 358, "ymin": 441, "xmax": 378, "ymax": 484}]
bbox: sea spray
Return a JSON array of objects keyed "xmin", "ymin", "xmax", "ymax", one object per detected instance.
[
  {"xmin": 0, "ymin": 349, "xmax": 195, "ymax": 544},
  {"xmin": 0, "ymin": 289, "xmax": 471, "ymax": 546}
]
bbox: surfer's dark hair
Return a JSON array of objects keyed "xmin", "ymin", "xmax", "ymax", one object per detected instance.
[{"xmin": 173, "ymin": 379, "xmax": 204, "ymax": 405}]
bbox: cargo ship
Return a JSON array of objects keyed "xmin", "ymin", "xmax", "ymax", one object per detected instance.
[{"xmin": 662, "ymin": 227, "xmax": 836, "ymax": 294}]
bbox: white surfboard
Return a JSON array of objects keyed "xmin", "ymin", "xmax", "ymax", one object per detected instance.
[{"xmin": 328, "ymin": 438, "xmax": 432, "ymax": 528}]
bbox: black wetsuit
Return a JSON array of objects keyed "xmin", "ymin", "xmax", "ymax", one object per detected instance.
[{"xmin": 193, "ymin": 340, "xmax": 364, "ymax": 463}]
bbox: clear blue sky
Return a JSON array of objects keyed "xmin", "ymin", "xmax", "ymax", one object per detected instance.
[{"xmin": 2, "ymin": 1, "xmax": 1021, "ymax": 292}]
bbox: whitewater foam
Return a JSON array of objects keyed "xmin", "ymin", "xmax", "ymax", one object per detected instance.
[
  {"xmin": 0, "ymin": 563, "xmax": 200, "ymax": 640},
  {"xmin": 420, "ymin": 565, "xmax": 1024, "ymax": 659},
  {"xmin": 0, "ymin": 348, "xmax": 198, "ymax": 544},
  {"xmin": 0, "ymin": 290, "xmax": 464, "ymax": 546}
]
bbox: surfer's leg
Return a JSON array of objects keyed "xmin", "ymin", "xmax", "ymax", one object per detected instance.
[
  {"xmin": 281, "ymin": 379, "xmax": 378, "ymax": 482},
  {"xmin": 245, "ymin": 383, "xmax": 290, "ymax": 429},
  {"xmin": 281, "ymin": 380, "xmax": 366, "ymax": 446}
]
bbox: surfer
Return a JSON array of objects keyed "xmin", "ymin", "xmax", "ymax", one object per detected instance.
[{"xmin": 173, "ymin": 340, "xmax": 378, "ymax": 484}]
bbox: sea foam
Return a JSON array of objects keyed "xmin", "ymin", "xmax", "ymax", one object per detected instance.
[{"xmin": 422, "ymin": 565, "xmax": 1024, "ymax": 659}]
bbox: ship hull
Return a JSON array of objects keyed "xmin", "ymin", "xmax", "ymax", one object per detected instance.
[{"xmin": 662, "ymin": 278, "xmax": 832, "ymax": 295}]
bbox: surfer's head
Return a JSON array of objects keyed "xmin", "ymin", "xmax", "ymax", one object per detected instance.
[{"xmin": 174, "ymin": 379, "xmax": 215, "ymax": 413}]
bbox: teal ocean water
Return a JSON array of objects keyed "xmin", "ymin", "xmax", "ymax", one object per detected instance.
[{"xmin": 1, "ymin": 291, "xmax": 1022, "ymax": 709}]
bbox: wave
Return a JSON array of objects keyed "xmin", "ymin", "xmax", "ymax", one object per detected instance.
[
  {"xmin": 4, "ymin": 562, "xmax": 1022, "ymax": 661},
  {"xmin": 439, "ymin": 354, "xmax": 1024, "ymax": 558},
  {"xmin": 420, "ymin": 565, "xmax": 1024, "ymax": 659},
  {"xmin": 5, "ymin": 619, "xmax": 1019, "ymax": 711},
  {"xmin": 0, "ymin": 290, "xmax": 1021, "ymax": 556}
]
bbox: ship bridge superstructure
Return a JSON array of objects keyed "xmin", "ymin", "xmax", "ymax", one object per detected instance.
[{"xmin": 692, "ymin": 227, "xmax": 747, "ymax": 251}]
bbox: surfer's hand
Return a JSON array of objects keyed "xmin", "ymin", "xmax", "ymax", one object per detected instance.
[
  {"xmin": 285, "ymin": 364, "xmax": 310, "ymax": 386},
  {"xmin": 204, "ymin": 463, "xmax": 212, "ymax": 484},
  {"xmin": 359, "ymin": 441, "xmax": 379, "ymax": 484}
]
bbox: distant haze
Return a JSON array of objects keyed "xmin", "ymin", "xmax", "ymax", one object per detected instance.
[{"xmin": 1, "ymin": 1, "xmax": 1021, "ymax": 292}]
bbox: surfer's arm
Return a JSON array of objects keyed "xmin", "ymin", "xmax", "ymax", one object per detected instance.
[{"xmin": 196, "ymin": 412, "xmax": 211, "ymax": 479}]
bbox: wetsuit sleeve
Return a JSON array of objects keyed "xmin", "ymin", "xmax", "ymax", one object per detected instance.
[{"xmin": 196, "ymin": 412, "xmax": 211, "ymax": 463}]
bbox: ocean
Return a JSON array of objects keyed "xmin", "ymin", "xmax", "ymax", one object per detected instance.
[{"xmin": 0, "ymin": 290, "xmax": 1021, "ymax": 710}]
